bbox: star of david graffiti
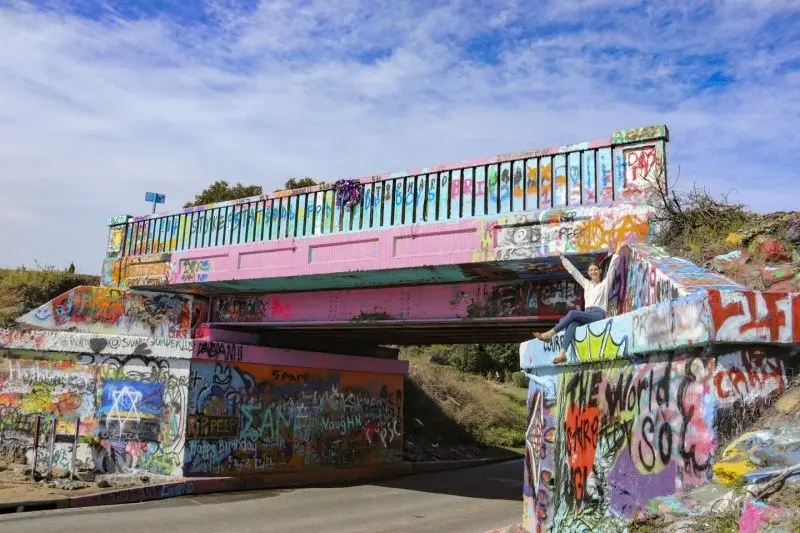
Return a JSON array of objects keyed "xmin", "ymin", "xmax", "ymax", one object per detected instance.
[{"xmin": 107, "ymin": 386, "xmax": 143, "ymax": 438}]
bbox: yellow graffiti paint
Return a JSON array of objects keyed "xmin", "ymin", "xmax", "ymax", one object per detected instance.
[
  {"xmin": 572, "ymin": 321, "xmax": 628, "ymax": 362},
  {"xmin": 713, "ymin": 434, "xmax": 758, "ymax": 487},
  {"xmin": 107, "ymin": 226, "xmax": 125, "ymax": 254},
  {"xmin": 472, "ymin": 220, "xmax": 494, "ymax": 262},
  {"xmin": 575, "ymin": 213, "xmax": 650, "ymax": 252},
  {"xmin": 713, "ymin": 456, "xmax": 752, "ymax": 487}
]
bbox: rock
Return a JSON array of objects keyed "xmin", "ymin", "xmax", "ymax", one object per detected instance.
[
  {"xmin": 75, "ymin": 470, "xmax": 96, "ymax": 482},
  {"xmin": 788, "ymin": 214, "xmax": 800, "ymax": 245},
  {"xmin": 45, "ymin": 479, "xmax": 90, "ymax": 490},
  {"xmin": 761, "ymin": 263, "xmax": 799, "ymax": 286},
  {"xmin": 774, "ymin": 388, "xmax": 800, "ymax": 415},
  {"xmin": 711, "ymin": 250, "xmax": 750, "ymax": 273},
  {"xmin": 765, "ymin": 276, "xmax": 800, "ymax": 293},
  {"xmin": 714, "ymin": 424, "xmax": 800, "ymax": 487},
  {"xmin": 52, "ymin": 467, "xmax": 70, "ymax": 479},
  {"xmin": 758, "ymin": 237, "xmax": 791, "ymax": 262},
  {"xmin": 95, "ymin": 474, "xmax": 152, "ymax": 489}
]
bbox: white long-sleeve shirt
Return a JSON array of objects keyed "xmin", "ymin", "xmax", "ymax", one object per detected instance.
[{"xmin": 561, "ymin": 253, "xmax": 621, "ymax": 313}]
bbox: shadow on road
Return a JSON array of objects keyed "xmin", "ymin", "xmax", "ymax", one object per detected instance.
[{"xmin": 371, "ymin": 458, "xmax": 523, "ymax": 502}]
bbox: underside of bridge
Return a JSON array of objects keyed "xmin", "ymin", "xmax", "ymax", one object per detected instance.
[
  {"xmin": 218, "ymin": 316, "xmax": 560, "ymax": 347},
  {"xmin": 195, "ymin": 260, "xmax": 592, "ymax": 348},
  {"xmin": 136, "ymin": 254, "xmax": 608, "ymax": 296}
]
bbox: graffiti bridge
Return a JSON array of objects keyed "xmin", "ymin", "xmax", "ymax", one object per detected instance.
[{"xmin": 3, "ymin": 124, "xmax": 795, "ymax": 530}]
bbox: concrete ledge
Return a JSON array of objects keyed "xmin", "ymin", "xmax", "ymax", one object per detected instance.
[
  {"xmin": 1, "ymin": 455, "xmax": 521, "ymax": 514},
  {"xmin": 411, "ymin": 455, "xmax": 521, "ymax": 475},
  {"xmin": 0, "ymin": 496, "xmax": 70, "ymax": 514},
  {"xmin": 484, "ymin": 524, "xmax": 524, "ymax": 533}
]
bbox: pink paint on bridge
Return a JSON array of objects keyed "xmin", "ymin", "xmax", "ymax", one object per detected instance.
[
  {"xmin": 211, "ymin": 278, "xmax": 582, "ymax": 323},
  {"xmin": 170, "ymin": 217, "xmax": 489, "ymax": 284},
  {"xmin": 192, "ymin": 340, "xmax": 409, "ymax": 374},
  {"xmin": 166, "ymin": 204, "xmax": 655, "ymax": 287}
]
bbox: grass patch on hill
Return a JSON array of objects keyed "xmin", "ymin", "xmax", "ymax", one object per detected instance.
[{"xmin": 401, "ymin": 347, "xmax": 527, "ymax": 457}]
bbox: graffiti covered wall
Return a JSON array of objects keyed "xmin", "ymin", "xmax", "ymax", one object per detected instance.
[
  {"xmin": 609, "ymin": 245, "xmax": 744, "ymax": 316},
  {"xmin": 17, "ymin": 286, "xmax": 208, "ymax": 339},
  {"xmin": 522, "ymin": 347, "xmax": 796, "ymax": 532},
  {"xmin": 493, "ymin": 204, "xmax": 653, "ymax": 264},
  {"xmin": 211, "ymin": 278, "xmax": 583, "ymax": 324},
  {"xmin": 0, "ymin": 329, "xmax": 408, "ymax": 479},
  {"xmin": 521, "ymin": 281, "xmax": 794, "ymax": 370},
  {"xmin": 0, "ymin": 350, "xmax": 189, "ymax": 477},
  {"xmin": 108, "ymin": 127, "xmax": 666, "ymax": 262},
  {"xmin": 184, "ymin": 361, "xmax": 403, "ymax": 476}
]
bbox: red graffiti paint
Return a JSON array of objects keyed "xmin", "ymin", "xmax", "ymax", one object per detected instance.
[
  {"xmin": 270, "ymin": 299, "xmax": 292, "ymax": 319},
  {"xmin": 713, "ymin": 349, "xmax": 785, "ymax": 403},
  {"xmin": 564, "ymin": 404, "xmax": 599, "ymax": 507},
  {"xmin": 708, "ymin": 290, "xmax": 787, "ymax": 342}
]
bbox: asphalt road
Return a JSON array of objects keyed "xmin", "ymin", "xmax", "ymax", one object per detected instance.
[{"xmin": 0, "ymin": 459, "xmax": 523, "ymax": 533}]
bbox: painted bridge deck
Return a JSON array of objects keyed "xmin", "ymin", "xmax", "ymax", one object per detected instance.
[{"xmin": 102, "ymin": 125, "xmax": 668, "ymax": 293}]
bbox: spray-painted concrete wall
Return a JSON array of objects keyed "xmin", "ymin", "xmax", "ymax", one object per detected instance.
[
  {"xmin": 210, "ymin": 278, "xmax": 583, "ymax": 324},
  {"xmin": 522, "ymin": 346, "xmax": 796, "ymax": 531},
  {"xmin": 104, "ymin": 204, "xmax": 656, "ymax": 293},
  {"xmin": 103, "ymin": 124, "xmax": 668, "ymax": 291},
  {"xmin": 520, "ymin": 284, "xmax": 800, "ymax": 531},
  {"xmin": 16, "ymin": 286, "xmax": 208, "ymax": 339},
  {"xmin": 608, "ymin": 244, "xmax": 745, "ymax": 317},
  {"xmin": 185, "ymin": 341, "xmax": 406, "ymax": 476},
  {"xmin": 0, "ymin": 330, "xmax": 192, "ymax": 477},
  {"xmin": 0, "ymin": 329, "xmax": 407, "ymax": 479}
]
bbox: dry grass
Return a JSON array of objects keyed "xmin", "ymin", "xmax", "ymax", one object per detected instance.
[{"xmin": 402, "ymin": 350, "xmax": 527, "ymax": 451}]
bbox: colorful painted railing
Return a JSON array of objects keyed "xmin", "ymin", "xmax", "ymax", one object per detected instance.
[{"xmin": 106, "ymin": 125, "xmax": 668, "ymax": 259}]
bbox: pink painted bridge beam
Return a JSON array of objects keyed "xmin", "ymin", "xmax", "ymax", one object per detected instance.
[
  {"xmin": 210, "ymin": 278, "xmax": 583, "ymax": 325},
  {"xmin": 101, "ymin": 124, "xmax": 668, "ymax": 292},
  {"xmin": 107, "ymin": 203, "xmax": 653, "ymax": 293}
]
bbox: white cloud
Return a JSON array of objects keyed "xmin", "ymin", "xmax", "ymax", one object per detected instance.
[{"xmin": 0, "ymin": 0, "xmax": 798, "ymax": 273}]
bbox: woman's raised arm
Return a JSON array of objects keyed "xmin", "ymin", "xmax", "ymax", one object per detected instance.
[
  {"xmin": 555, "ymin": 251, "xmax": 587, "ymax": 288},
  {"xmin": 603, "ymin": 242, "xmax": 628, "ymax": 282}
]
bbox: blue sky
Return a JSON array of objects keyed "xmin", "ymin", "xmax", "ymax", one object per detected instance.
[{"xmin": 1, "ymin": 0, "xmax": 799, "ymax": 273}]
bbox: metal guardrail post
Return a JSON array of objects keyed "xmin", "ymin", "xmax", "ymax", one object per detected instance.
[
  {"xmin": 70, "ymin": 420, "xmax": 80, "ymax": 480},
  {"xmin": 46, "ymin": 418, "xmax": 56, "ymax": 480},
  {"xmin": 30, "ymin": 415, "xmax": 41, "ymax": 481}
]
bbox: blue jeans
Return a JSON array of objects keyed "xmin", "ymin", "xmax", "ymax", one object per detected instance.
[{"xmin": 553, "ymin": 307, "xmax": 606, "ymax": 350}]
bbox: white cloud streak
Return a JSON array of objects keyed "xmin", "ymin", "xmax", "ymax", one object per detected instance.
[{"xmin": 0, "ymin": 0, "xmax": 798, "ymax": 273}]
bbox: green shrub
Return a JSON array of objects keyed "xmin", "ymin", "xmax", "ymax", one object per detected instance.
[
  {"xmin": 511, "ymin": 371, "xmax": 529, "ymax": 389},
  {"xmin": 418, "ymin": 343, "xmax": 519, "ymax": 376},
  {"xmin": 484, "ymin": 426, "xmax": 525, "ymax": 448}
]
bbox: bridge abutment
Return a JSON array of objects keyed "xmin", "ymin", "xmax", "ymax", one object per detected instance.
[{"xmin": 520, "ymin": 269, "xmax": 800, "ymax": 530}]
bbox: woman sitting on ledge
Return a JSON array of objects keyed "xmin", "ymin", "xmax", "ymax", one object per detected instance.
[{"xmin": 534, "ymin": 241, "xmax": 627, "ymax": 364}]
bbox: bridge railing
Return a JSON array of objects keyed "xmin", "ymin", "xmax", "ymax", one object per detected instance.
[{"xmin": 106, "ymin": 125, "xmax": 668, "ymax": 258}]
